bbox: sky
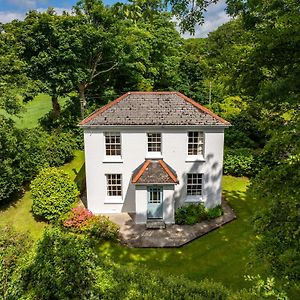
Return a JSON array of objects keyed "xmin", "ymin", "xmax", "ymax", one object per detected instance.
[{"xmin": 0, "ymin": 0, "xmax": 230, "ymax": 38}]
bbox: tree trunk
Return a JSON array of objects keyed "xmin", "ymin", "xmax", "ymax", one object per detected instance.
[
  {"xmin": 51, "ymin": 95, "xmax": 61, "ymax": 117},
  {"xmin": 79, "ymin": 83, "xmax": 87, "ymax": 120}
]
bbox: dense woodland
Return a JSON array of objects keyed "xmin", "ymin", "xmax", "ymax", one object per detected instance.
[{"xmin": 0, "ymin": 0, "xmax": 299, "ymax": 299}]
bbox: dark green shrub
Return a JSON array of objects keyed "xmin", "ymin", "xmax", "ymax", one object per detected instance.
[
  {"xmin": 0, "ymin": 115, "xmax": 77, "ymax": 204},
  {"xmin": 207, "ymin": 205, "xmax": 224, "ymax": 219},
  {"xmin": 175, "ymin": 203, "xmax": 224, "ymax": 225},
  {"xmin": 31, "ymin": 168, "xmax": 79, "ymax": 222},
  {"xmin": 21, "ymin": 228, "xmax": 103, "ymax": 300},
  {"xmin": 62, "ymin": 207, "xmax": 120, "ymax": 242},
  {"xmin": 42, "ymin": 131, "xmax": 76, "ymax": 167},
  {"xmin": 223, "ymin": 148, "xmax": 255, "ymax": 177},
  {"xmin": 39, "ymin": 96, "xmax": 84, "ymax": 149},
  {"xmin": 197, "ymin": 202, "xmax": 208, "ymax": 222},
  {"xmin": 0, "ymin": 226, "xmax": 32, "ymax": 299},
  {"xmin": 108, "ymin": 266, "xmax": 231, "ymax": 299},
  {"xmin": 0, "ymin": 116, "xmax": 25, "ymax": 203}
]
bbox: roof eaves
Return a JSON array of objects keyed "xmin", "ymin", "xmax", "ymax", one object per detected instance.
[
  {"xmin": 79, "ymin": 92, "xmax": 129, "ymax": 126},
  {"xmin": 176, "ymin": 92, "xmax": 231, "ymax": 126}
]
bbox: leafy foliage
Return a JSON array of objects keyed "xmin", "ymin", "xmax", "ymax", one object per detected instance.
[
  {"xmin": 0, "ymin": 116, "xmax": 24, "ymax": 202},
  {"xmin": 31, "ymin": 168, "xmax": 79, "ymax": 222},
  {"xmin": 223, "ymin": 148, "xmax": 255, "ymax": 177},
  {"xmin": 0, "ymin": 226, "xmax": 32, "ymax": 299},
  {"xmin": 62, "ymin": 207, "xmax": 120, "ymax": 241},
  {"xmin": 175, "ymin": 203, "xmax": 224, "ymax": 225},
  {"xmin": 250, "ymin": 160, "xmax": 300, "ymax": 283},
  {"xmin": 21, "ymin": 228, "xmax": 103, "ymax": 300},
  {"xmin": 0, "ymin": 116, "xmax": 77, "ymax": 203}
]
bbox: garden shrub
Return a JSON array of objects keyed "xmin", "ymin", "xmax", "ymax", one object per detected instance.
[
  {"xmin": 107, "ymin": 265, "xmax": 231, "ymax": 299},
  {"xmin": 223, "ymin": 148, "xmax": 255, "ymax": 177},
  {"xmin": 42, "ymin": 131, "xmax": 76, "ymax": 167},
  {"xmin": 175, "ymin": 203, "xmax": 223, "ymax": 225},
  {"xmin": 31, "ymin": 168, "xmax": 79, "ymax": 222},
  {"xmin": 62, "ymin": 207, "xmax": 119, "ymax": 241},
  {"xmin": 207, "ymin": 205, "xmax": 224, "ymax": 219},
  {"xmin": 0, "ymin": 115, "xmax": 78, "ymax": 204},
  {"xmin": 21, "ymin": 228, "xmax": 104, "ymax": 300},
  {"xmin": 0, "ymin": 225, "xmax": 32, "ymax": 299}
]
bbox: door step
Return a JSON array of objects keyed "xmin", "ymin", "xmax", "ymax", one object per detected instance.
[{"xmin": 146, "ymin": 220, "xmax": 166, "ymax": 229}]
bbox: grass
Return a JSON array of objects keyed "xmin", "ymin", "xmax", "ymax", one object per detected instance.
[
  {"xmin": 0, "ymin": 150, "xmax": 266, "ymax": 291},
  {"xmin": 0, "ymin": 93, "xmax": 68, "ymax": 129},
  {"xmin": 0, "ymin": 150, "xmax": 85, "ymax": 240},
  {"xmin": 97, "ymin": 176, "xmax": 265, "ymax": 291}
]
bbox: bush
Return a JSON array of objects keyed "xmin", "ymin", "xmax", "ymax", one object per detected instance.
[
  {"xmin": 62, "ymin": 207, "xmax": 120, "ymax": 241},
  {"xmin": 207, "ymin": 205, "xmax": 224, "ymax": 219},
  {"xmin": 0, "ymin": 115, "xmax": 77, "ymax": 204},
  {"xmin": 21, "ymin": 228, "xmax": 104, "ymax": 300},
  {"xmin": 42, "ymin": 131, "xmax": 76, "ymax": 167},
  {"xmin": 175, "ymin": 203, "xmax": 223, "ymax": 225},
  {"xmin": 223, "ymin": 148, "xmax": 255, "ymax": 177},
  {"xmin": 0, "ymin": 116, "xmax": 25, "ymax": 203},
  {"xmin": 0, "ymin": 226, "xmax": 32, "ymax": 298},
  {"xmin": 31, "ymin": 168, "xmax": 79, "ymax": 222}
]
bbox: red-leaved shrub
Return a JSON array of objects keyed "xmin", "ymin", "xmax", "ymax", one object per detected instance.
[
  {"xmin": 63, "ymin": 207, "xmax": 93, "ymax": 229},
  {"xmin": 62, "ymin": 207, "xmax": 119, "ymax": 241}
]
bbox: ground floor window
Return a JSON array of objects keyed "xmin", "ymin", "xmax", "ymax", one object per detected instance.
[
  {"xmin": 187, "ymin": 173, "xmax": 202, "ymax": 195},
  {"xmin": 106, "ymin": 174, "xmax": 122, "ymax": 196}
]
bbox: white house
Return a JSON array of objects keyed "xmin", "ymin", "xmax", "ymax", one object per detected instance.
[{"xmin": 79, "ymin": 92, "xmax": 230, "ymax": 224}]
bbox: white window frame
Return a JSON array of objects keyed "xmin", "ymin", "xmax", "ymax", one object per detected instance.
[
  {"xmin": 103, "ymin": 132, "xmax": 123, "ymax": 163},
  {"xmin": 105, "ymin": 174, "xmax": 123, "ymax": 203},
  {"xmin": 146, "ymin": 132, "xmax": 163, "ymax": 159},
  {"xmin": 186, "ymin": 173, "xmax": 203, "ymax": 202},
  {"xmin": 186, "ymin": 131, "xmax": 205, "ymax": 161}
]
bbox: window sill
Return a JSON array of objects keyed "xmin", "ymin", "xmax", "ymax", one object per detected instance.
[
  {"xmin": 102, "ymin": 156, "xmax": 123, "ymax": 163},
  {"xmin": 104, "ymin": 197, "xmax": 123, "ymax": 204},
  {"xmin": 185, "ymin": 196, "xmax": 203, "ymax": 203},
  {"xmin": 145, "ymin": 152, "xmax": 163, "ymax": 159},
  {"xmin": 185, "ymin": 155, "xmax": 205, "ymax": 162}
]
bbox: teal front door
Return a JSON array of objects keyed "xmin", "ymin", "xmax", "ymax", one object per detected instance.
[{"xmin": 147, "ymin": 186, "xmax": 163, "ymax": 219}]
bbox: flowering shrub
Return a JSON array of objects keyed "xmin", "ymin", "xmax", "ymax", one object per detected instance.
[
  {"xmin": 62, "ymin": 207, "xmax": 120, "ymax": 242},
  {"xmin": 63, "ymin": 207, "xmax": 94, "ymax": 230}
]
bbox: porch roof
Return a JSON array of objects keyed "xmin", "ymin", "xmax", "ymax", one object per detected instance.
[{"xmin": 132, "ymin": 160, "xmax": 179, "ymax": 185}]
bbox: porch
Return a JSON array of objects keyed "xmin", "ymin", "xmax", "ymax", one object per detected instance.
[{"xmin": 104, "ymin": 199, "xmax": 236, "ymax": 248}]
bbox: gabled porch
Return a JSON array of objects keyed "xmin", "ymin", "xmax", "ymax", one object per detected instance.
[{"xmin": 131, "ymin": 159, "xmax": 179, "ymax": 224}]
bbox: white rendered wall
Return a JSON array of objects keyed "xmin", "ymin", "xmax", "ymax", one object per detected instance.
[{"xmin": 83, "ymin": 126, "xmax": 225, "ymax": 217}]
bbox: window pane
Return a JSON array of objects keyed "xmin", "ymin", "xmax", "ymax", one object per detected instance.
[
  {"xmin": 188, "ymin": 132, "xmax": 204, "ymax": 156},
  {"xmin": 187, "ymin": 173, "xmax": 203, "ymax": 196},
  {"xmin": 105, "ymin": 133, "xmax": 121, "ymax": 156},
  {"xmin": 148, "ymin": 133, "xmax": 161, "ymax": 152},
  {"xmin": 106, "ymin": 174, "xmax": 122, "ymax": 196}
]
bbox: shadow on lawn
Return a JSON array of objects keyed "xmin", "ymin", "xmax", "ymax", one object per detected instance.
[{"xmin": 0, "ymin": 184, "xmax": 29, "ymax": 212}]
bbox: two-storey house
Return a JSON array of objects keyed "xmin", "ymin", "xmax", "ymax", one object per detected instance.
[{"xmin": 79, "ymin": 92, "xmax": 230, "ymax": 224}]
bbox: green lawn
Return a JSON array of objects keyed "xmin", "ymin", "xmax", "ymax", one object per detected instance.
[
  {"xmin": 0, "ymin": 151, "xmax": 265, "ymax": 290},
  {"xmin": 98, "ymin": 176, "xmax": 265, "ymax": 291},
  {"xmin": 0, "ymin": 93, "xmax": 68, "ymax": 128},
  {"xmin": 0, "ymin": 150, "xmax": 84, "ymax": 240}
]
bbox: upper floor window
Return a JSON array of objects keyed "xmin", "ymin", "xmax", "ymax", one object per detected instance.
[
  {"xmin": 106, "ymin": 174, "xmax": 122, "ymax": 196},
  {"xmin": 147, "ymin": 133, "xmax": 161, "ymax": 153},
  {"xmin": 105, "ymin": 133, "xmax": 121, "ymax": 156},
  {"xmin": 188, "ymin": 131, "xmax": 204, "ymax": 156},
  {"xmin": 187, "ymin": 173, "xmax": 202, "ymax": 196}
]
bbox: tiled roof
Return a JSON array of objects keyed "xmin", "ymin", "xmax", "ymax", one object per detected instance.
[
  {"xmin": 132, "ymin": 160, "xmax": 178, "ymax": 185},
  {"xmin": 79, "ymin": 92, "xmax": 230, "ymax": 126}
]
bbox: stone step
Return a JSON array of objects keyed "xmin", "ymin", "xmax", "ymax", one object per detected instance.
[{"xmin": 146, "ymin": 220, "xmax": 166, "ymax": 229}]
